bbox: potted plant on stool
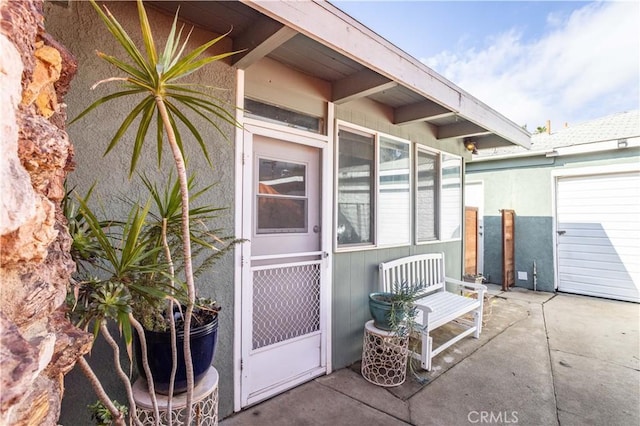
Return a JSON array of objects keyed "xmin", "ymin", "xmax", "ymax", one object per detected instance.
[
  {"xmin": 368, "ymin": 281, "xmax": 420, "ymax": 332},
  {"xmin": 66, "ymin": 0, "xmax": 242, "ymax": 423}
]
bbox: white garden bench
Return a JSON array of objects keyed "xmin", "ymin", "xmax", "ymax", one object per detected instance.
[{"xmin": 379, "ymin": 253, "xmax": 487, "ymax": 371}]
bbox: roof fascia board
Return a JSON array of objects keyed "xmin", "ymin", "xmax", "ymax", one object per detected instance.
[{"xmin": 242, "ymin": 0, "xmax": 531, "ymax": 148}]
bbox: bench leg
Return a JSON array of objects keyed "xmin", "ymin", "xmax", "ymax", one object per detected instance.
[
  {"xmin": 421, "ymin": 332, "xmax": 433, "ymax": 371},
  {"xmin": 473, "ymin": 306, "xmax": 483, "ymax": 338}
]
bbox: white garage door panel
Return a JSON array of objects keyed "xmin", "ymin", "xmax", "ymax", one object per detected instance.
[
  {"xmin": 559, "ymin": 280, "xmax": 640, "ymax": 301},
  {"xmin": 556, "ymin": 172, "xmax": 640, "ymax": 303}
]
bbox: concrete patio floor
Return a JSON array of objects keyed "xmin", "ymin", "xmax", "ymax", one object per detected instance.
[{"xmin": 221, "ymin": 287, "xmax": 640, "ymax": 425}]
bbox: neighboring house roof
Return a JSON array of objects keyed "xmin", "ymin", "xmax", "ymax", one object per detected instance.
[
  {"xmin": 473, "ymin": 110, "xmax": 640, "ymax": 161},
  {"xmin": 149, "ymin": 1, "xmax": 530, "ymax": 149}
]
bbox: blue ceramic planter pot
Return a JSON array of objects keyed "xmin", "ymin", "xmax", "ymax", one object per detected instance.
[
  {"xmin": 134, "ymin": 314, "xmax": 218, "ymax": 395},
  {"xmin": 369, "ymin": 292, "xmax": 403, "ymax": 331}
]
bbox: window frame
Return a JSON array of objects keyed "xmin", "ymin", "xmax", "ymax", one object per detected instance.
[
  {"xmin": 414, "ymin": 145, "xmax": 463, "ymax": 245},
  {"xmin": 438, "ymin": 152, "xmax": 463, "ymax": 242},
  {"xmin": 335, "ymin": 126, "xmax": 377, "ymax": 248},
  {"xmin": 414, "ymin": 145, "xmax": 440, "ymax": 243},
  {"xmin": 255, "ymin": 156, "xmax": 309, "ymax": 235},
  {"xmin": 334, "ymin": 122, "xmax": 463, "ymax": 253},
  {"xmin": 335, "ymin": 123, "xmax": 412, "ymax": 252}
]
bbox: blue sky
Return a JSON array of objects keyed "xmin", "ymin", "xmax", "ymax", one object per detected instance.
[{"xmin": 333, "ymin": 1, "xmax": 640, "ymax": 131}]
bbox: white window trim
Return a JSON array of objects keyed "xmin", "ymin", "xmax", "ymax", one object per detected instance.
[
  {"xmin": 377, "ymin": 133, "xmax": 413, "ymax": 248},
  {"xmin": 334, "ymin": 122, "xmax": 413, "ymax": 252}
]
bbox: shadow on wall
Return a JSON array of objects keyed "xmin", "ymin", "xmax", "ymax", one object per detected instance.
[{"xmin": 483, "ymin": 216, "xmax": 554, "ymax": 292}]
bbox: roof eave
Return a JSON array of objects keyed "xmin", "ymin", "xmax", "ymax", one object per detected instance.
[{"xmin": 243, "ymin": 0, "xmax": 530, "ymax": 149}]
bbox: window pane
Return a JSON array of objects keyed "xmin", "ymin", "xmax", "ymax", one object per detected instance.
[
  {"xmin": 441, "ymin": 154, "xmax": 462, "ymax": 240},
  {"xmin": 378, "ymin": 137, "xmax": 410, "ymax": 245},
  {"xmin": 259, "ymin": 159, "xmax": 306, "ymax": 196},
  {"xmin": 245, "ymin": 98, "xmax": 323, "ymax": 133},
  {"xmin": 416, "ymin": 149, "xmax": 438, "ymax": 241},
  {"xmin": 257, "ymin": 198, "xmax": 307, "ymax": 233},
  {"xmin": 257, "ymin": 158, "xmax": 307, "ymax": 234},
  {"xmin": 337, "ymin": 130, "xmax": 374, "ymax": 245}
]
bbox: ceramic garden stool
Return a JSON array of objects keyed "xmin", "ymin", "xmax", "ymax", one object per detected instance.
[
  {"xmin": 132, "ymin": 366, "xmax": 219, "ymax": 425},
  {"xmin": 361, "ymin": 320, "xmax": 409, "ymax": 387}
]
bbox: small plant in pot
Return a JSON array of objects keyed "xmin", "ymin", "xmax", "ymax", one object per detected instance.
[
  {"xmin": 369, "ymin": 281, "xmax": 420, "ymax": 333},
  {"xmin": 368, "ymin": 282, "xmax": 426, "ymax": 383}
]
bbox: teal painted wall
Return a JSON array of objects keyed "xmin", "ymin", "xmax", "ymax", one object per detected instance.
[
  {"xmin": 482, "ymin": 216, "xmax": 554, "ymax": 291},
  {"xmin": 467, "ymin": 147, "xmax": 640, "ymax": 292},
  {"xmin": 45, "ymin": 2, "xmax": 238, "ymax": 422},
  {"xmin": 332, "ymin": 243, "xmax": 462, "ymax": 369}
]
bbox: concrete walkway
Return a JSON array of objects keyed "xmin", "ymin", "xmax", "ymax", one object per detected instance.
[{"xmin": 222, "ymin": 289, "xmax": 640, "ymax": 425}]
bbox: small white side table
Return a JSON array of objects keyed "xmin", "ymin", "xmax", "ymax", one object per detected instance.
[
  {"xmin": 361, "ymin": 320, "xmax": 409, "ymax": 387},
  {"xmin": 132, "ymin": 367, "xmax": 219, "ymax": 425}
]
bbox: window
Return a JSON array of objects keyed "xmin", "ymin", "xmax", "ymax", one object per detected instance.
[
  {"xmin": 245, "ymin": 98, "xmax": 324, "ymax": 133},
  {"xmin": 440, "ymin": 154, "xmax": 462, "ymax": 240},
  {"xmin": 336, "ymin": 128, "xmax": 411, "ymax": 248},
  {"xmin": 257, "ymin": 158, "xmax": 307, "ymax": 234},
  {"xmin": 378, "ymin": 137, "xmax": 411, "ymax": 245},
  {"xmin": 336, "ymin": 124, "xmax": 462, "ymax": 249},
  {"xmin": 416, "ymin": 149, "xmax": 438, "ymax": 241},
  {"xmin": 337, "ymin": 130, "xmax": 374, "ymax": 245},
  {"xmin": 415, "ymin": 148, "xmax": 462, "ymax": 242}
]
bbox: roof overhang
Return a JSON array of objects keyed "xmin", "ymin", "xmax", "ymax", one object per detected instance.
[{"xmin": 150, "ymin": 0, "xmax": 531, "ymax": 150}]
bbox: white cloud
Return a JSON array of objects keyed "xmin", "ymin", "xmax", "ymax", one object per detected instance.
[{"xmin": 423, "ymin": 2, "xmax": 640, "ymax": 131}]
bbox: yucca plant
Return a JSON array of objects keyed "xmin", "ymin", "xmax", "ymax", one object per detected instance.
[{"xmin": 70, "ymin": 0, "xmax": 241, "ymax": 423}]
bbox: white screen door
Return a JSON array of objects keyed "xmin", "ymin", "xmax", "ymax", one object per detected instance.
[{"xmin": 241, "ymin": 131, "xmax": 327, "ymax": 406}]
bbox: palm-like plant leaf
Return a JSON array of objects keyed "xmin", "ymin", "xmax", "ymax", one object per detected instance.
[
  {"xmin": 77, "ymin": 0, "xmax": 242, "ymax": 175},
  {"xmin": 105, "ymin": 96, "xmax": 155, "ymax": 160},
  {"xmin": 69, "ymin": 89, "xmax": 145, "ymax": 125},
  {"xmin": 90, "ymin": 1, "xmax": 155, "ymax": 81}
]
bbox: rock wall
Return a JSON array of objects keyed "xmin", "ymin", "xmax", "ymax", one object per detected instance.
[{"xmin": 0, "ymin": 1, "xmax": 92, "ymax": 424}]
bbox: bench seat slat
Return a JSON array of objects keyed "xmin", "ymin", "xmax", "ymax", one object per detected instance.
[{"xmin": 414, "ymin": 292, "xmax": 480, "ymax": 330}]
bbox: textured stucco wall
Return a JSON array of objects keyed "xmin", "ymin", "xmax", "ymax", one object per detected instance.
[{"xmin": 44, "ymin": 1, "xmax": 238, "ymax": 421}]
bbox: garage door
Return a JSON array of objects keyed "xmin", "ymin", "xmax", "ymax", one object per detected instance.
[{"xmin": 556, "ymin": 171, "xmax": 640, "ymax": 302}]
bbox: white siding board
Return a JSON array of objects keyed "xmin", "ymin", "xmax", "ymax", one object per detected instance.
[{"xmin": 556, "ymin": 172, "xmax": 640, "ymax": 302}]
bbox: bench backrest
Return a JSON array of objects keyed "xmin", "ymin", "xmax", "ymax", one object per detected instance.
[{"xmin": 379, "ymin": 253, "xmax": 446, "ymax": 297}]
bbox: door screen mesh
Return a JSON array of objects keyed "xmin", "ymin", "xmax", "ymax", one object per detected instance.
[{"xmin": 252, "ymin": 263, "xmax": 321, "ymax": 350}]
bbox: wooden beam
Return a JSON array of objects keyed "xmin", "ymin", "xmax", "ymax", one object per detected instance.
[
  {"xmin": 394, "ymin": 101, "xmax": 453, "ymax": 125},
  {"xmin": 332, "ymin": 69, "xmax": 397, "ymax": 104},
  {"xmin": 437, "ymin": 121, "xmax": 491, "ymax": 140},
  {"xmin": 232, "ymin": 16, "xmax": 298, "ymax": 69},
  {"xmin": 472, "ymin": 135, "xmax": 516, "ymax": 149}
]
